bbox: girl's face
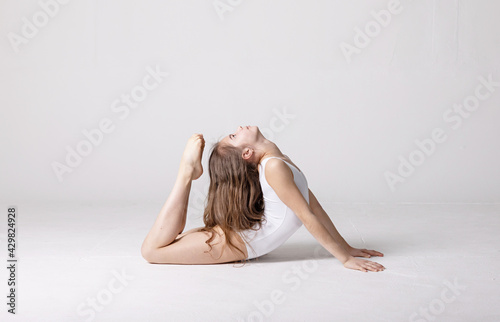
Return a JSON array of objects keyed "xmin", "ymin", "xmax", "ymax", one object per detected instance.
[{"xmin": 223, "ymin": 125, "xmax": 262, "ymax": 149}]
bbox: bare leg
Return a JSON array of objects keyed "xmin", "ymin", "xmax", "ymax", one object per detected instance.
[{"xmin": 141, "ymin": 134, "xmax": 205, "ymax": 252}]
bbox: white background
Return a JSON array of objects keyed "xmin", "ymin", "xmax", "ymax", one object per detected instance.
[{"xmin": 1, "ymin": 0, "xmax": 499, "ymax": 204}]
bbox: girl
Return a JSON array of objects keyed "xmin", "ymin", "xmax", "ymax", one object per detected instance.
[{"xmin": 141, "ymin": 126, "xmax": 385, "ymax": 272}]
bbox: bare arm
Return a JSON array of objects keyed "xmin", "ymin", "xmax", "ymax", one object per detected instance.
[
  {"xmin": 265, "ymin": 159, "xmax": 352, "ymax": 264},
  {"xmin": 308, "ymin": 189, "xmax": 351, "ymax": 251},
  {"xmin": 308, "ymin": 188, "xmax": 384, "ymax": 258},
  {"xmin": 265, "ymin": 159, "xmax": 385, "ymax": 272}
]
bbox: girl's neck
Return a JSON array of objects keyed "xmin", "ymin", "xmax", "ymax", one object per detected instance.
[{"xmin": 257, "ymin": 140, "xmax": 285, "ymax": 164}]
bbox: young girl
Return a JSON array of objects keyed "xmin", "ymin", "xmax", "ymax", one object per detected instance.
[{"xmin": 141, "ymin": 126, "xmax": 385, "ymax": 272}]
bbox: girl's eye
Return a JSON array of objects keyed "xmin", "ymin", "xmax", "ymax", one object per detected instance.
[{"xmin": 231, "ymin": 134, "xmax": 236, "ymax": 139}]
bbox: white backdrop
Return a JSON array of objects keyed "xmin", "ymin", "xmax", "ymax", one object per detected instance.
[{"xmin": 1, "ymin": 0, "xmax": 499, "ymax": 204}]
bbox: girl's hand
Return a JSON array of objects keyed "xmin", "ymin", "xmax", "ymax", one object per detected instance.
[
  {"xmin": 343, "ymin": 257, "xmax": 385, "ymax": 272},
  {"xmin": 347, "ymin": 246, "xmax": 384, "ymax": 258}
]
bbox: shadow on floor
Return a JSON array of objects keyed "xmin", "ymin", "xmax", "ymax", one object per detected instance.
[
  {"xmin": 246, "ymin": 240, "xmax": 392, "ymax": 264},
  {"xmin": 246, "ymin": 242, "xmax": 333, "ymax": 263}
]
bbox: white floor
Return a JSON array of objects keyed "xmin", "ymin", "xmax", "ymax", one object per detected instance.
[{"xmin": 0, "ymin": 202, "xmax": 499, "ymax": 322}]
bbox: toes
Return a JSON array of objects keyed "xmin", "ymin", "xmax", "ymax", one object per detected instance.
[
  {"xmin": 190, "ymin": 134, "xmax": 205, "ymax": 145},
  {"xmin": 191, "ymin": 133, "xmax": 204, "ymax": 140}
]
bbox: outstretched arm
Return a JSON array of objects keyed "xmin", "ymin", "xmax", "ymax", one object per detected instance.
[
  {"xmin": 265, "ymin": 159, "xmax": 385, "ymax": 272},
  {"xmin": 308, "ymin": 189, "xmax": 384, "ymax": 258},
  {"xmin": 308, "ymin": 189, "xmax": 351, "ymax": 251}
]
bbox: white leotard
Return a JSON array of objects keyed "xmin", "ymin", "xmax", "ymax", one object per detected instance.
[{"xmin": 238, "ymin": 156, "xmax": 310, "ymax": 260}]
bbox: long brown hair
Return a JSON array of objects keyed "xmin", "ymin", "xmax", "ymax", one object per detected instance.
[{"xmin": 200, "ymin": 141, "xmax": 265, "ymax": 261}]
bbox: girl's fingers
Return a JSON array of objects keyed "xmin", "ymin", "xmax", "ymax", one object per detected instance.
[
  {"xmin": 366, "ymin": 249, "xmax": 384, "ymax": 257},
  {"xmin": 364, "ymin": 262, "xmax": 385, "ymax": 271},
  {"xmin": 371, "ymin": 263, "xmax": 385, "ymax": 269}
]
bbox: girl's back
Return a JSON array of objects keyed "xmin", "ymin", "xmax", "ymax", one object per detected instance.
[{"xmin": 238, "ymin": 156, "xmax": 309, "ymax": 260}]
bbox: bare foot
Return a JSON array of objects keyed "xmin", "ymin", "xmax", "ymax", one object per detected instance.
[{"xmin": 180, "ymin": 134, "xmax": 205, "ymax": 180}]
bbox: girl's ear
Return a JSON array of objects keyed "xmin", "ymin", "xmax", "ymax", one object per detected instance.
[{"xmin": 241, "ymin": 147, "xmax": 254, "ymax": 161}]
